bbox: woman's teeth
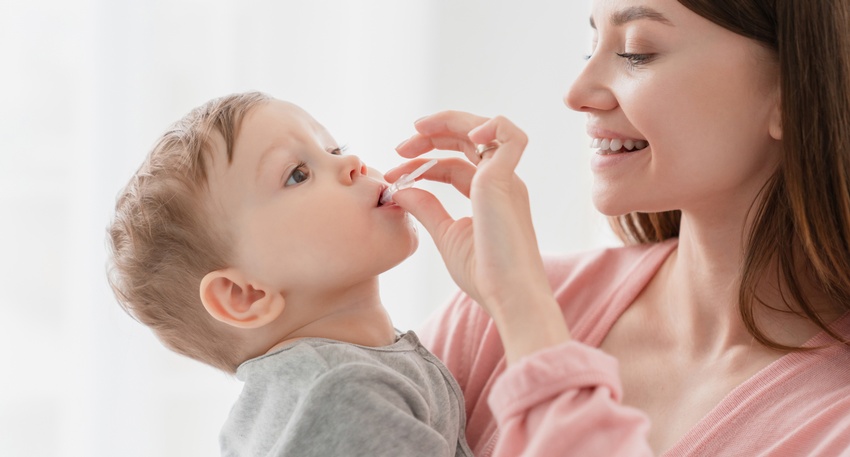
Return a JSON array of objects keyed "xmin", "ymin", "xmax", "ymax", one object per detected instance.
[{"xmin": 591, "ymin": 138, "xmax": 649, "ymax": 154}]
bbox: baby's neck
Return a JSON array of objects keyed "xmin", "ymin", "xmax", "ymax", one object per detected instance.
[{"xmin": 264, "ymin": 303, "xmax": 396, "ymax": 355}]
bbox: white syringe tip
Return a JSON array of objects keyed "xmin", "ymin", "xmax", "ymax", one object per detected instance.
[{"xmin": 379, "ymin": 159, "xmax": 438, "ymax": 205}]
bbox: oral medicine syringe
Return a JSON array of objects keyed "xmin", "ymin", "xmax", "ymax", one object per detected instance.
[{"xmin": 379, "ymin": 159, "xmax": 438, "ymax": 206}]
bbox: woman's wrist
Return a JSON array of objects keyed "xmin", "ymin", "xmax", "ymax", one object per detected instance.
[{"xmin": 489, "ymin": 291, "xmax": 572, "ymax": 364}]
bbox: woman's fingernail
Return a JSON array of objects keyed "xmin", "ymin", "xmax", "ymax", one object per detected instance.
[
  {"xmin": 414, "ymin": 115, "xmax": 428, "ymax": 125},
  {"xmin": 396, "ymin": 138, "xmax": 409, "ymax": 150}
]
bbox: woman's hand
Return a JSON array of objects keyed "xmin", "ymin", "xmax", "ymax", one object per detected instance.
[{"xmin": 387, "ymin": 111, "xmax": 570, "ymax": 363}]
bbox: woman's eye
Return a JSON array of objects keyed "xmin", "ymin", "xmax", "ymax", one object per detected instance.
[
  {"xmin": 284, "ymin": 164, "xmax": 309, "ymax": 187},
  {"xmin": 617, "ymin": 52, "xmax": 654, "ymax": 67}
]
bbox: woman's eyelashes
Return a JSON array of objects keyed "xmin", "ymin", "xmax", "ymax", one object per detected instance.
[
  {"xmin": 582, "ymin": 51, "xmax": 656, "ymax": 68},
  {"xmin": 616, "ymin": 52, "xmax": 655, "ymax": 68}
]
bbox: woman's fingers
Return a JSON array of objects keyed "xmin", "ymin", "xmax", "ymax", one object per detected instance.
[
  {"xmin": 395, "ymin": 134, "xmax": 438, "ymax": 158},
  {"xmin": 414, "ymin": 110, "xmax": 491, "ymax": 137},
  {"xmin": 396, "ymin": 134, "xmax": 479, "ymax": 160},
  {"xmin": 468, "ymin": 115, "xmax": 529, "ymax": 179},
  {"xmin": 395, "ymin": 112, "xmax": 528, "ymax": 175},
  {"xmin": 396, "ymin": 111, "xmax": 491, "ymax": 163},
  {"xmin": 391, "ymin": 188, "xmax": 461, "ymax": 246}
]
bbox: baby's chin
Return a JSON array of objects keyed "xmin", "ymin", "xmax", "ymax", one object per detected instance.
[
  {"xmin": 406, "ymin": 234, "xmax": 419, "ymax": 259},
  {"xmin": 391, "ymin": 235, "xmax": 419, "ymax": 272},
  {"xmin": 400, "ymin": 214, "xmax": 419, "ymax": 255},
  {"xmin": 396, "ymin": 231, "xmax": 419, "ymax": 265}
]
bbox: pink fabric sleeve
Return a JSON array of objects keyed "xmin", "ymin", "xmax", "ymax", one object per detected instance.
[
  {"xmin": 419, "ymin": 292, "xmax": 505, "ymax": 422},
  {"xmin": 488, "ymin": 341, "xmax": 653, "ymax": 457}
]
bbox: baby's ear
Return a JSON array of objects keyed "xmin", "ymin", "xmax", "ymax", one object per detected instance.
[{"xmin": 199, "ymin": 268, "xmax": 285, "ymax": 329}]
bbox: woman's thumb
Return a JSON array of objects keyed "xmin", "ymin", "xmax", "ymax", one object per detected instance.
[{"xmin": 391, "ymin": 188, "xmax": 454, "ymax": 244}]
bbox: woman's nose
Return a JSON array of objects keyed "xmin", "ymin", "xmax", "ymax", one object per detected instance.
[{"xmin": 564, "ymin": 56, "xmax": 618, "ymax": 113}]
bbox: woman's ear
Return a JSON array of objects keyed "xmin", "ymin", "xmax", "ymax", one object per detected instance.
[
  {"xmin": 199, "ymin": 268, "xmax": 285, "ymax": 329},
  {"xmin": 769, "ymin": 89, "xmax": 783, "ymax": 141}
]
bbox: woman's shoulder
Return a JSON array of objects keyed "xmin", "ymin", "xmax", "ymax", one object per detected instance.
[
  {"xmin": 540, "ymin": 240, "xmax": 677, "ymax": 341},
  {"xmin": 541, "ymin": 239, "xmax": 676, "ymax": 288},
  {"xmin": 423, "ymin": 239, "xmax": 678, "ymax": 329}
]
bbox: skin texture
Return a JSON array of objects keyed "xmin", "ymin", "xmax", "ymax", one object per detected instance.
[{"xmin": 200, "ymin": 99, "xmax": 418, "ymax": 358}]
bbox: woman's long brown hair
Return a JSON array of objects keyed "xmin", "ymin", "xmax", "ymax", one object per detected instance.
[{"xmin": 612, "ymin": 1, "xmax": 850, "ymax": 349}]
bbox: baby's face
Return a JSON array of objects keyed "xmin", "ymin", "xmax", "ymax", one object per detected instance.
[{"xmin": 205, "ymin": 99, "xmax": 418, "ymax": 298}]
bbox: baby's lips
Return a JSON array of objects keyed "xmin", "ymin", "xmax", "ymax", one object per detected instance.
[
  {"xmin": 377, "ymin": 184, "xmax": 397, "ymax": 207},
  {"xmin": 377, "ymin": 184, "xmax": 389, "ymax": 206}
]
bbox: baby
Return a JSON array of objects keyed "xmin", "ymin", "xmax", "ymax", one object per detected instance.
[{"xmin": 107, "ymin": 92, "xmax": 472, "ymax": 456}]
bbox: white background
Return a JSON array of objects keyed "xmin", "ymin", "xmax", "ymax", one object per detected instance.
[{"xmin": 1, "ymin": 1, "xmax": 618, "ymax": 455}]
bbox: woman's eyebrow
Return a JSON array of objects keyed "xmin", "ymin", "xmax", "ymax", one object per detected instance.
[{"xmin": 590, "ymin": 6, "xmax": 674, "ymax": 29}]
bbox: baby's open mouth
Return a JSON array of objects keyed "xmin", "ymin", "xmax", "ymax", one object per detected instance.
[{"xmin": 377, "ymin": 185, "xmax": 395, "ymax": 207}]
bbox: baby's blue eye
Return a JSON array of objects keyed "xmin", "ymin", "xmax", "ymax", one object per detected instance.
[{"xmin": 284, "ymin": 164, "xmax": 309, "ymax": 187}]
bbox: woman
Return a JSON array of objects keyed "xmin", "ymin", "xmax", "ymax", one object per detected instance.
[{"xmin": 386, "ymin": 1, "xmax": 850, "ymax": 455}]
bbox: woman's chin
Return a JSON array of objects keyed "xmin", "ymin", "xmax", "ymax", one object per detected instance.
[{"xmin": 591, "ymin": 194, "xmax": 631, "ymax": 217}]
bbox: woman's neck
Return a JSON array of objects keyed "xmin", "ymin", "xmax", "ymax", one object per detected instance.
[{"xmin": 661, "ymin": 213, "xmax": 827, "ymax": 357}]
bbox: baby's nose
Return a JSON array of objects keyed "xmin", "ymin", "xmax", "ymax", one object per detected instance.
[{"xmin": 341, "ymin": 154, "xmax": 366, "ymax": 182}]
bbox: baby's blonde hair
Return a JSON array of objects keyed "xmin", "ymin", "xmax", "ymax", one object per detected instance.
[{"xmin": 107, "ymin": 91, "xmax": 270, "ymax": 373}]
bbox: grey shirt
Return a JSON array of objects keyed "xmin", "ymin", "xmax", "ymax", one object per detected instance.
[{"xmin": 220, "ymin": 331, "xmax": 473, "ymax": 457}]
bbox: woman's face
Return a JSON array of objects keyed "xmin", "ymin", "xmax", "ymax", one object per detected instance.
[{"xmin": 565, "ymin": 0, "xmax": 782, "ymax": 218}]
